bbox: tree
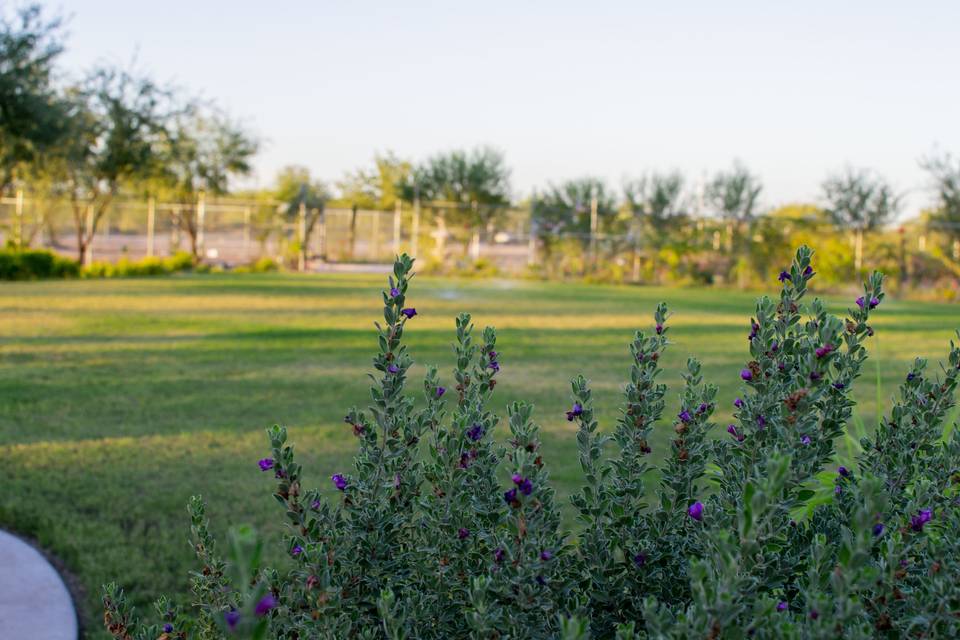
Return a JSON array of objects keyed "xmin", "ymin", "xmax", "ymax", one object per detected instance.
[
  {"xmin": 274, "ymin": 165, "xmax": 329, "ymax": 269},
  {"xmin": 706, "ymin": 161, "xmax": 762, "ymax": 223},
  {"xmin": 399, "ymin": 147, "xmax": 510, "ymax": 257},
  {"xmin": 623, "ymin": 171, "xmax": 686, "ymax": 247},
  {"xmin": 338, "ymin": 151, "xmax": 411, "ymax": 211},
  {"xmin": 61, "ymin": 67, "xmax": 174, "ymax": 264},
  {"xmin": 821, "ymin": 167, "xmax": 901, "ymax": 272},
  {"xmin": 920, "ymin": 152, "xmax": 960, "ymax": 259},
  {"xmin": 159, "ymin": 107, "xmax": 259, "ymax": 259},
  {"xmin": 0, "ymin": 4, "xmax": 69, "ymax": 192},
  {"xmin": 532, "ymin": 178, "xmax": 618, "ymax": 270}
]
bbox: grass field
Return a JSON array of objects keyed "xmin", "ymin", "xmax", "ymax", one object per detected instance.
[{"xmin": 1, "ymin": 271, "xmax": 958, "ymax": 637}]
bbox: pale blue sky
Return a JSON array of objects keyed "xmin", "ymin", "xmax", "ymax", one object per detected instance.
[{"xmin": 58, "ymin": 1, "xmax": 960, "ymax": 216}]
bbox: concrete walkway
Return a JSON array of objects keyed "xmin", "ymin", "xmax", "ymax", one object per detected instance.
[{"xmin": 0, "ymin": 530, "xmax": 78, "ymax": 640}]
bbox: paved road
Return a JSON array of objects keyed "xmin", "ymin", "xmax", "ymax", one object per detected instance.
[{"xmin": 0, "ymin": 530, "xmax": 77, "ymax": 640}]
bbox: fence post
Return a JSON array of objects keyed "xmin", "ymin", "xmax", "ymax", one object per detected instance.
[
  {"xmin": 589, "ymin": 194, "xmax": 598, "ymax": 270},
  {"xmin": 469, "ymin": 201, "xmax": 480, "ymax": 261},
  {"xmin": 527, "ymin": 191, "xmax": 537, "ymax": 267},
  {"xmin": 298, "ymin": 202, "xmax": 307, "ymax": 272},
  {"xmin": 146, "ymin": 196, "xmax": 156, "ymax": 257},
  {"xmin": 12, "ymin": 189, "xmax": 25, "ymax": 248},
  {"xmin": 371, "ymin": 210, "xmax": 380, "ymax": 260},
  {"xmin": 319, "ymin": 208, "xmax": 327, "ymax": 262},
  {"xmin": 412, "ymin": 196, "xmax": 420, "ymax": 258},
  {"xmin": 243, "ymin": 206, "xmax": 251, "ymax": 261},
  {"xmin": 393, "ymin": 200, "xmax": 402, "ymax": 256},
  {"xmin": 85, "ymin": 205, "xmax": 95, "ymax": 266},
  {"xmin": 196, "ymin": 191, "xmax": 206, "ymax": 257}
]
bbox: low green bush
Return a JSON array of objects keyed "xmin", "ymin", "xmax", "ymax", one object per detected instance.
[
  {"xmin": 81, "ymin": 252, "xmax": 196, "ymax": 278},
  {"xmin": 0, "ymin": 247, "xmax": 79, "ymax": 280},
  {"xmin": 103, "ymin": 246, "xmax": 960, "ymax": 639}
]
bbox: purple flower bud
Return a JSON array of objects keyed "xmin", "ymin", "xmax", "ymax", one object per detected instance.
[
  {"xmin": 873, "ymin": 523, "xmax": 885, "ymax": 537},
  {"xmin": 655, "ymin": 323, "xmax": 664, "ymax": 335},
  {"xmin": 803, "ymin": 265, "xmax": 814, "ymax": 277},
  {"xmin": 727, "ymin": 424, "xmax": 738, "ymax": 437},
  {"xmin": 838, "ymin": 466, "xmax": 850, "ymax": 477},
  {"xmin": 776, "ymin": 601, "xmax": 788, "ymax": 612},
  {"xmin": 869, "ymin": 297, "xmax": 880, "ymax": 309},
  {"xmin": 801, "ymin": 435, "xmax": 811, "ymax": 446},
  {"xmin": 566, "ymin": 402, "xmax": 583, "ymax": 421},
  {"xmin": 224, "ymin": 609, "xmax": 240, "ymax": 629},
  {"xmin": 493, "ymin": 547, "xmax": 504, "ymax": 563},
  {"xmin": 488, "ymin": 360, "xmax": 500, "ymax": 372},
  {"xmin": 834, "ymin": 485, "xmax": 843, "ymax": 495},
  {"xmin": 770, "ymin": 341, "xmax": 779, "ymax": 353},
  {"xmin": 697, "ymin": 402, "xmax": 708, "ymax": 414},
  {"xmin": 519, "ymin": 478, "xmax": 533, "ymax": 496},
  {"xmin": 488, "ymin": 350, "xmax": 498, "ymax": 360},
  {"xmin": 740, "ymin": 369, "xmax": 753, "ymax": 381},
  {"xmin": 540, "ymin": 549, "xmax": 553, "ymax": 561},
  {"xmin": 734, "ymin": 397, "xmax": 744, "ymax": 409},
  {"xmin": 809, "ymin": 609, "xmax": 819, "ymax": 620},
  {"xmin": 906, "ymin": 372, "xmax": 915, "ymax": 382},
  {"xmin": 331, "ymin": 473, "xmax": 347, "ymax": 491},
  {"xmin": 856, "ymin": 296, "xmax": 865, "ymax": 308},
  {"xmin": 387, "ymin": 363, "xmax": 400, "ymax": 374},
  {"xmin": 832, "ymin": 382, "xmax": 845, "ymax": 390},
  {"xmin": 254, "ymin": 594, "xmax": 277, "ymax": 617},
  {"xmin": 389, "ymin": 287, "xmax": 400, "ymax": 298},
  {"xmin": 291, "ymin": 544, "xmax": 303, "ymax": 556},
  {"xmin": 809, "ymin": 371, "xmax": 822, "ymax": 381},
  {"xmin": 467, "ymin": 424, "xmax": 485, "ymax": 441},
  {"xmin": 688, "ymin": 501, "xmax": 704, "ymax": 521},
  {"xmin": 258, "ymin": 458, "xmax": 274, "ymax": 471},
  {"xmin": 678, "ymin": 410, "xmax": 692, "ymax": 423},
  {"xmin": 400, "ymin": 307, "xmax": 417, "ymax": 319},
  {"xmin": 311, "ymin": 499, "xmax": 321, "ymax": 510},
  {"xmin": 778, "ymin": 270, "xmax": 791, "ymax": 282},
  {"xmin": 458, "ymin": 527, "xmax": 470, "ymax": 540},
  {"xmin": 503, "ymin": 488, "xmax": 517, "ymax": 504},
  {"xmin": 511, "ymin": 473, "xmax": 523, "ymax": 485},
  {"xmin": 756, "ymin": 415, "xmax": 766, "ymax": 428},
  {"xmin": 436, "ymin": 386, "xmax": 446, "ymax": 397},
  {"xmin": 911, "ymin": 508, "xmax": 933, "ymax": 531},
  {"xmin": 633, "ymin": 552, "xmax": 647, "ymax": 567},
  {"xmin": 164, "ymin": 623, "xmax": 174, "ymax": 633}
]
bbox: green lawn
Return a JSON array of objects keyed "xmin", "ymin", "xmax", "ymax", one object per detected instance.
[{"xmin": 1, "ymin": 272, "xmax": 958, "ymax": 637}]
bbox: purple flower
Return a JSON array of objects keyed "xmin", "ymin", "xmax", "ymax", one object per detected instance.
[
  {"xmin": 770, "ymin": 341, "xmax": 779, "ymax": 353},
  {"xmin": 467, "ymin": 423, "xmax": 485, "ymax": 441},
  {"xmin": 809, "ymin": 609, "xmax": 819, "ymax": 620},
  {"xmin": 291, "ymin": 544, "xmax": 303, "ymax": 556},
  {"xmin": 540, "ymin": 549, "xmax": 553, "ymax": 561},
  {"xmin": 258, "ymin": 458, "xmax": 274, "ymax": 472},
  {"xmin": 633, "ymin": 552, "xmax": 647, "ymax": 567},
  {"xmin": 688, "ymin": 501, "xmax": 704, "ymax": 521},
  {"xmin": 458, "ymin": 527, "xmax": 470, "ymax": 540},
  {"xmin": 834, "ymin": 485, "xmax": 843, "ymax": 495},
  {"xmin": 331, "ymin": 473, "xmax": 347, "ymax": 491},
  {"xmin": 873, "ymin": 523, "xmax": 885, "ymax": 537},
  {"xmin": 856, "ymin": 296, "xmax": 866, "ymax": 308},
  {"xmin": 838, "ymin": 466, "xmax": 850, "ymax": 478},
  {"xmin": 655, "ymin": 323, "xmax": 664, "ymax": 335},
  {"xmin": 311, "ymin": 499, "xmax": 321, "ymax": 510},
  {"xmin": 734, "ymin": 397, "xmax": 744, "ymax": 409},
  {"xmin": 911, "ymin": 509, "xmax": 933, "ymax": 532},
  {"xmin": 566, "ymin": 402, "xmax": 583, "ymax": 421},
  {"xmin": 254, "ymin": 594, "xmax": 277, "ymax": 617},
  {"xmin": 801, "ymin": 435, "xmax": 811, "ymax": 446},
  {"xmin": 387, "ymin": 363, "xmax": 399, "ymax": 374},
  {"xmin": 748, "ymin": 321, "xmax": 759, "ymax": 340},
  {"xmin": 810, "ymin": 371, "xmax": 822, "ymax": 381},
  {"xmin": 389, "ymin": 287, "xmax": 400, "ymax": 298},
  {"xmin": 519, "ymin": 478, "xmax": 533, "ymax": 496},
  {"xmin": 870, "ymin": 297, "xmax": 879, "ymax": 308},
  {"xmin": 803, "ymin": 265, "xmax": 814, "ymax": 277},
  {"xmin": 503, "ymin": 488, "xmax": 518, "ymax": 504},
  {"xmin": 678, "ymin": 410, "xmax": 692, "ymax": 423},
  {"xmin": 756, "ymin": 415, "xmax": 767, "ymax": 428},
  {"xmin": 493, "ymin": 547, "xmax": 505, "ymax": 563},
  {"xmin": 224, "ymin": 609, "xmax": 240, "ymax": 629},
  {"xmin": 778, "ymin": 270, "xmax": 791, "ymax": 282},
  {"xmin": 400, "ymin": 307, "xmax": 417, "ymax": 319},
  {"xmin": 488, "ymin": 360, "xmax": 500, "ymax": 372},
  {"xmin": 740, "ymin": 368, "xmax": 753, "ymax": 381},
  {"xmin": 512, "ymin": 473, "xmax": 524, "ymax": 485},
  {"xmin": 436, "ymin": 386, "xmax": 446, "ymax": 397},
  {"xmin": 697, "ymin": 402, "xmax": 708, "ymax": 414},
  {"xmin": 815, "ymin": 344, "xmax": 833, "ymax": 358},
  {"xmin": 832, "ymin": 382, "xmax": 845, "ymax": 390},
  {"xmin": 164, "ymin": 623, "xmax": 174, "ymax": 633},
  {"xmin": 776, "ymin": 601, "xmax": 788, "ymax": 612},
  {"xmin": 727, "ymin": 424, "xmax": 738, "ymax": 438},
  {"xmin": 906, "ymin": 372, "xmax": 916, "ymax": 382}
]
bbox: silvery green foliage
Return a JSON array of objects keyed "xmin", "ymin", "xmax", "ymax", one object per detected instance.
[{"xmin": 104, "ymin": 247, "xmax": 960, "ymax": 639}]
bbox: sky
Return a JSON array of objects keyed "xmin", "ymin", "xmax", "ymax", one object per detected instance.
[{"xmin": 56, "ymin": 0, "xmax": 960, "ymax": 217}]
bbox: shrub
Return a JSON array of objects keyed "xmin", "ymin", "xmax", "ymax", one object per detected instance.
[
  {"xmin": 82, "ymin": 252, "xmax": 196, "ymax": 278},
  {"xmin": 0, "ymin": 247, "xmax": 79, "ymax": 280},
  {"xmin": 103, "ymin": 246, "xmax": 960, "ymax": 639}
]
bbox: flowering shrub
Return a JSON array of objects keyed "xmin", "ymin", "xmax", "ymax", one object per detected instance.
[{"xmin": 103, "ymin": 246, "xmax": 960, "ymax": 639}]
